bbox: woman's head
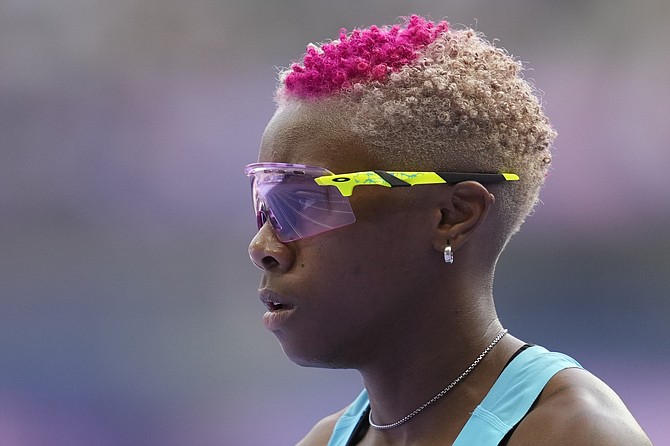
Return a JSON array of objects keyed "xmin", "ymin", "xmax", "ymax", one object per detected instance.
[
  {"xmin": 249, "ymin": 15, "xmax": 557, "ymax": 365},
  {"xmin": 273, "ymin": 15, "xmax": 556, "ymax": 250}
]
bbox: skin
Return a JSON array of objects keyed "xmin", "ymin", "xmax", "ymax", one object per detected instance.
[{"xmin": 249, "ymin": 102, "xmax": 652, "ymax": 446}]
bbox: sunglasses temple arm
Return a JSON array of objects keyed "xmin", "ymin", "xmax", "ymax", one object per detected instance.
[{"xmin": 373, "ymin": 170, "xmax": 411, "ymax": 187}]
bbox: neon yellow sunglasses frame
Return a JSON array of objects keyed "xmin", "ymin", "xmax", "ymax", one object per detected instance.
[
  {"xmin": 315, "ymin": 170, "xmax": 519, "ymax": 197},
  {"xmin": 246, "ymin": 162, "xmax": 519, "ymax": 242}
]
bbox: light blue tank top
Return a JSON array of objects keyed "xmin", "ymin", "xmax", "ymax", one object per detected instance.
[{"xmin": 327, "ymin": 345, "xmax": 582, "ymax": 446}]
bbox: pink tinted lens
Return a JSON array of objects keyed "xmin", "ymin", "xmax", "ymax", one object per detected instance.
[{"xmin": 246, "ymin": 163, "xmax": 356, "ymax": 242}]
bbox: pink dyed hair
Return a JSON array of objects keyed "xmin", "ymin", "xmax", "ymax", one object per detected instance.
[{"xmin": 283, "ymin": 15, "xmax": 449, "ymax": 98}]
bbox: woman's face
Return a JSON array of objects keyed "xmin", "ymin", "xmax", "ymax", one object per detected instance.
[{"xmin": 248, "ymin": 104, "xmax": 445, "ymax": 368}]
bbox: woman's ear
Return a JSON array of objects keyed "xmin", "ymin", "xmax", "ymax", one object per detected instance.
[{"xmin": 431, "ymin": 181, "xmax": 495, "ymax": 254}]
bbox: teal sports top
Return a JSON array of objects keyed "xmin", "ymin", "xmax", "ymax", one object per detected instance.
[{"xmin": 326, "ymin": 345, "xmax": 582, "ymax": 446}]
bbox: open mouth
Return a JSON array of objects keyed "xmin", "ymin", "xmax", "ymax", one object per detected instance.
[
  {"xmin": 259, "ymin": 291, "xmax": 295, "ymax": 312},
  {"xmin": 265, "ymin": 301, "xmax": 294, "ymax": 311},
  {"xmin": 259, "ymin": 291, "xmax": 297, "ymax": 331}
]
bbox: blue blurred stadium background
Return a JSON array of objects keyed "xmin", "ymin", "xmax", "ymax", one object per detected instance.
[{"xmin": 1, "ymin": 0, "xmax": 668, "ymax": 444}]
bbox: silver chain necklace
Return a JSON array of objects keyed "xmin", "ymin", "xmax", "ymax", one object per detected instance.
[{"xmin": 368, "ymin": 328, "xmax": 508, "ymax": 430}]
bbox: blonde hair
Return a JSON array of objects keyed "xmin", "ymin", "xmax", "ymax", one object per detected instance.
[{"xmin": 276, "ymin": 18, "xmax": 556, "ymax": 247}]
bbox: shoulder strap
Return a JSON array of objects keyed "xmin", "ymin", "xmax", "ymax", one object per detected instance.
[
  {"xmin": 453, "ymin": 345, "xmax": 582, "ymax": 445},
  {"xmin": 327, "ymin": 389, "xmax": 370, "ymax": 446}
]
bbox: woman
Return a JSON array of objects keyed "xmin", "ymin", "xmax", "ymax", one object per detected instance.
[{"xmin": 246, "ymin": 15, "xmax": 650, "ymax": 445}]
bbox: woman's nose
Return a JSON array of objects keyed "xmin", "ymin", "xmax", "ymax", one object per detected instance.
[{"xmin": 248, "ymin": 222, "xmax": 295, "ymax": 272}]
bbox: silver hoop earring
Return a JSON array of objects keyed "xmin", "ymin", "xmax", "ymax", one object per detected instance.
[{"xmin": 443, "ymin": 243, "xmax": 454, "ymax": 264}]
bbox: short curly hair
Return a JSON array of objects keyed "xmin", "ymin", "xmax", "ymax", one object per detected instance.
[{"xmin": 275, "ymin": 15, "xmax": 556, "ymax": 246}]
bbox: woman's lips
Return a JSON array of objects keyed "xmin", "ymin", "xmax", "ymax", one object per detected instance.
[{"xmin": 259, "ymin": 290, "xmax": 297, "ymax": 331}]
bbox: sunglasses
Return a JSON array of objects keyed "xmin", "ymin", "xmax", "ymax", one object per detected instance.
[{"xmin": 244, "ymin": 162, "xmax": 519, "ymax": 242}]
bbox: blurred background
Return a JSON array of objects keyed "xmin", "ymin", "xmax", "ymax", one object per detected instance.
[{"xmin": 1, "ymin": 0, "xmax": 668, "ymax": 444}]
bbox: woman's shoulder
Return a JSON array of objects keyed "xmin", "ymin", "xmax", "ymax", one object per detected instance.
[
  {"xmin": 507, "ymin": 367, "xmax": 651, "ymax": 445},
  {"xmin": 295, "ymin": 408, "xmax": 347, "ymax": 446}
]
